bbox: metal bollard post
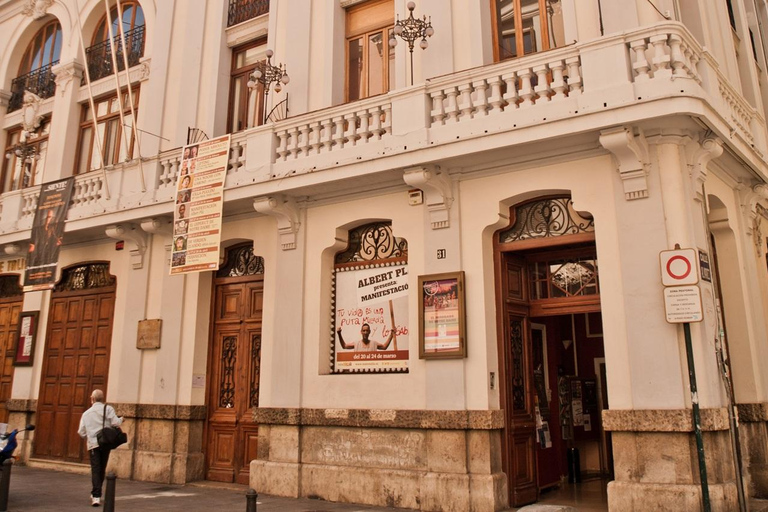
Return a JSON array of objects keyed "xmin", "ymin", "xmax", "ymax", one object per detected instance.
[
  {"xmin": 246, "ymin": 488, "xmax": 258, "ymax": 512},
  {"xmin": 103, "ymin": 472, "xmax": 117, "ymax": 512},
  {"xmin": 0, "ymin": 459, "xmax": 13, "ymax": 512}
]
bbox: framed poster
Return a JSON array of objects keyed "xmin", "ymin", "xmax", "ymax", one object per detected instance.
[
  {"xmin": 418, "ymin": 271, "xmax": 466, "ymax": 359},
  {"xmin": 14, "ymin": 311, "xmax": 39, "ymax": 366}
]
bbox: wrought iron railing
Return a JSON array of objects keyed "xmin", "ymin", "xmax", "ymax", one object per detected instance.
[
  {"xmin": 7, "ymin": 61, "xmax": 58, "ymax": 112},
  {"xmin": 227, "ymin": 0, "xmax": 269, "ymax": 27},
  {"xmin": 83, "ymin": 25, "xmax": 146, "ymax": 84}
]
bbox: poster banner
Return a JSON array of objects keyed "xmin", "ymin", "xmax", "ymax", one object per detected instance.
[
  {"xmin": 334, "ymin": 263, "xmax": 409, "ymax": 372},
  {"xmin": 422, "ymin": 277, "xmax": 462, "ymax": 353},
  {"xmin": 24, "ymin": 177, "xmax": 74, "ymax": 291},
  {"xmin": 170, "ymin": 134, "xmax": 231, "ymax": 275}
]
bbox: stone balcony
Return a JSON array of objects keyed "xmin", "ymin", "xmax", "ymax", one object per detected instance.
[{"xmin": 0, "ymin": 22, "xmax": 765, "ymax": 245}]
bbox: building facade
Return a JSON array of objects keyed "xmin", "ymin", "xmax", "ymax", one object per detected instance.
[{"xmin": 1, "ymin": 0, "xmax": 768, "ymax": 510}]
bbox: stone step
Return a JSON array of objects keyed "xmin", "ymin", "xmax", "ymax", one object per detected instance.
[
  {"xmin": 516, "ymin": 505, "xmax": 576, "ymax": 512},
  {"xmin": 25, "ymin": 458, "xmax": 90, "ymax": 476}
]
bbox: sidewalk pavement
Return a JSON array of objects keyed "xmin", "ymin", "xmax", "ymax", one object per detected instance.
[{"xmin": 5, "ymin": 465, "xmax": 414, "ymax": 511}]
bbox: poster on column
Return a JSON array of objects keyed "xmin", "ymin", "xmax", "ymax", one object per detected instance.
[
  {"xmin": 333, "ymin": 264, "xmax": 410, "ymax": 372},
  {"xmin": 24, "ymin": 177, "xmax": 74, "ymax": 292},
  {"xmin": 170, "ymin": 134, "xmax": 231, "ymax": 275}
]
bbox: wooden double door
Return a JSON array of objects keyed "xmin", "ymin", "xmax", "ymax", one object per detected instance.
[
  {"xmin": 0, "ymin": 277, "xmax": 23, "ymax": 425},
  {"xmin": 205, "ymin": 275, "xmax": 263, "ymax": 484},
  {"xmin": 35, "ymin": 276, "xmax": 115, "ymax": 462}
]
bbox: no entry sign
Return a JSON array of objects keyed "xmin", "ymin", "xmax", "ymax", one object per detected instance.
[{"xmin": 660, "ymin": 248, "xmax": 699, "ymax": 286}]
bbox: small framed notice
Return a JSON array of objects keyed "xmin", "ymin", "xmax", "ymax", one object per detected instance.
[
  {"xmin": 14, "ymin": 311, "xmax": 39, "ymax": 366},
  {"xmin": 418, "ymin": 271, "xmax": 467, "ymax": 359}
]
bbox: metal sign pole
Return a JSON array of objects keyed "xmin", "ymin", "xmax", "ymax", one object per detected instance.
[{"xmin": 683, "ymin": 321, "xmax": 711, "ymax": 512}]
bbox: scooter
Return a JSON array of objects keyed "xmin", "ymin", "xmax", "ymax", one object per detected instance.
[{"xmin": 0, "ymin": 425, "xmax": 35, "ymax": 464}]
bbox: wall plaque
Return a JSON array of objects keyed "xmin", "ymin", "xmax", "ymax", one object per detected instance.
[{"xmin": 137, "ymin": 319, "xmax": 162, "ymax": 349}]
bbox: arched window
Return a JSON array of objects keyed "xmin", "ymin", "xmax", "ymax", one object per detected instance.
[
  {"xmin": 8, "ymin": 21, "xmax": 62, "ymax": 111},
  {"xmin": 86, "ymin": 1, "xmax": 146, "ymax": 82}
]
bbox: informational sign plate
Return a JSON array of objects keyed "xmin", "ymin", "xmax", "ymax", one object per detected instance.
[
  {"xmin": 663, "ymin": 285, "xmax": 703, "ymax": 323},
  {"xmin": 660, "ymin": 248, "xmax": 699, "ymax": 286},
  {"xmin": 698, "ymin": 250, "xmax": 712, "ymax": 283}
]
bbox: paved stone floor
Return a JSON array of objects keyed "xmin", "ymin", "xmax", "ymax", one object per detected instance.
[{"xmin": 4, "ymin": 465, "xmax": 609, "ymax": 511}]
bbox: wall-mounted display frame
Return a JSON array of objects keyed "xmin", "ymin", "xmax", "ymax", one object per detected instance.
[
  {"xmin": 14, "ymin": 311, "xmax": 39, "ymax": 366},
  {"xmin": 418, "ymin": 271, "xmax": 466, "ymax": 359}
]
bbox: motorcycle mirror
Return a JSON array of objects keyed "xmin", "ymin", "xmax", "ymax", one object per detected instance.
[{"xmin": 25, "ymin": 425, "xmax": 35, "ymax": 431}]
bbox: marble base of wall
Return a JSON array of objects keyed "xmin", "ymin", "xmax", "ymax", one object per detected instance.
[
  {"xmin": 603, "ymin": 408, "xmax": 738, "ymax": 511},
  {"xmin": 737, "ymin": 403, "xmax": 768, "ymax": 500},
  {"xmin": 7, "ymin": 399, "xmax": 37, "ymax": 465},
  {"xmin": 250, "ymin": 408, "xmax": 508, "ymax": 512}
]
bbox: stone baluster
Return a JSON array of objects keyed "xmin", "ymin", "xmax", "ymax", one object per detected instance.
[
  {"xmin": 299, "ymin": 124, "xmax": 311, "ymax": 157},
  {"xmin": 370, "ymin": 107, "xmax": 383, "ymax": 140},
  {"xmin": 343, "ymin": 113, "xmax": 359, "ymax": 147},
  {"xmin": 431, "ymin": 90, "xmax": 447, "ymax": 125},
  {"xmin": 487, "ymin": 75, "xmax": 505, "ymax": 114},
  {"xmin": 445, "ymin": 87, "xmax": 460, "ymax": 123},
  {"xmin": 518, "ymin": 69, "xmax": 535, "ymax": 107},
  {"xmin": 229, "ymin": 142, "xmax": 241, "ymax": 173},
  {"xmin": 359, "ymin": 109, "xmax": 371, "ymax": 143},
  {"xmin": 322, "ymin": 118, "xmax": 334, "ymax": 152},
  {"xmin": 688, "ymin": 51, "xmax": 701, "ymax": 83},
  {"xmin": 277, "ymin": 130, "xmax": 290, "ymax": 161},
  {"xmin": 668, "ymin": 34, "xmax": 687, "ymax": 78},
  {"xmin": 650, "ymin": 34, "xmax": 672, "ymax": 78},
  {"xmin": 629, "ymin": 39, "xmax": 651, "ymax": 80},
  {"xmin": 333, "ymin": 116, "xmax": 346, "ymax": 149},
  {"xmin": 457, "ymin": 83, "xmax": 474, "ymax": 120},
  {"xmin": 310, "ymin": 121, "xmax": 323, "ymax": 155},
  {"xmin": 549, "ymin": 60, "xmax": 567, "ymax": 100},
  {"xmin": 502, "ymin": 72, "xmax": 518, "ymax": 110},
  {"xmin": 533, "ymin": 64, "xmax": 551, "ymax": 102},
  {"xmin": 565, "ymin": 57, "xmax": 582, "ymax": 95},
  {"xmin": 289, "ymin": 127, "xmax": 301, "ymax": 159},
  {"xmin": 473, "ymin": 79, "xmax": 489, "ymax": 117},
  {"xmin": 382, "ymin": 104, "xmax": 392, "ymax": 135}
]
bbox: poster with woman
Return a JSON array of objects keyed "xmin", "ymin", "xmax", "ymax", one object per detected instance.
[{"xmin": 333, "ymin": 263, "xmax": 410, "ymax": 372}]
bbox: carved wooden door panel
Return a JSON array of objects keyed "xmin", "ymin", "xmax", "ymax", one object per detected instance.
[
  {"xmin": 500, "ymin": 253, "xmax": 537, "ymax": 507},
  {"xmin": 35, "ymin": 287, "xmax": 115, "ymax": 462},
  {"xmin": 0, "ymin": 294, "xmax": 22, "ymax": 424},
  {"xmin": 206, "ymin": 278, "xmax": 263, "ymax": 484}
]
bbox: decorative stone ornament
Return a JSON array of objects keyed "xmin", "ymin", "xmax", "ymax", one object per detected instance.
[
  {"xmin": 403, "ymin": 165, "xmax": 454, "ymax": 229},
  {"xmin": 22, "ymin": 0, "xmax": 54, "ymax": 19},
  {"xmin": 21, "ymin": 91, "xmax": 44, "ymax": 135},
  {"xmin": 253, "ymin": 195, "xmax": 301, "ymax": 250},
  {"xmin": 105, "ymin": 224, "xmax": 148, "ymax": 269},
  {"xmin": 599, "ymin": 126, "xmax": 650, "ymax": 200}
]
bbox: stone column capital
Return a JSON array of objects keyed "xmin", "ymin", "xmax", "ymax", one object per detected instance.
[{"xmin": 52, "ymin": 60, "xmax": 84, "ymax": 96}]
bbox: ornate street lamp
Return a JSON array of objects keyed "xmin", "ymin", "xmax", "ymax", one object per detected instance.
[
  {"xmin": 247, "ymin": 49, "xmax": 290, "ymax": 125},
  {"xmin": 389, "ymin": 1, "xmax": 435, "ymax": 86},
  {"xmin": 4, "ymin": 130, "xmax": 40, "ymax": 190}
]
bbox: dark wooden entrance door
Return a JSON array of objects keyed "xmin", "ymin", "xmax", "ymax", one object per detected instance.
[
  {"xmin": 0, "ymin": 276, "xmax": 23, "ymax": 424},
  {"xmin": 35, "ymin": 264, "xmax": 116, "ymax": 462},
  {"xmin": 499, "ymin": 253, "xmax": 538, "ymax": 507},
  {"xmin": 206, "ymin": 269, "xmax": 263, "ymax": 484}
]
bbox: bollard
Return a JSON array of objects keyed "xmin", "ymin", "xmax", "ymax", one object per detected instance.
[
  {"xmin": 246, "ymin": 488, "xmax": 258, "ymax": 512},
  {"xmin": 0, "ymin": 458, "xmax": 13, "ymax": 512},
  {"xmin": 103, "ymin": 472, "xmax": 117, "ymax": 512}
]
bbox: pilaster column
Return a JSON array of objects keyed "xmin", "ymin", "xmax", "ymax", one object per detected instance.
[{"xmin": 46, "ymin": 60, "xmax": 84, "ymax": 182}]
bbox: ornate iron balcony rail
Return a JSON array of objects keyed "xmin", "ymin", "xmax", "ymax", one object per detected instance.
[
  {"xmin": 7, "ymin": 61, "xmax": 58, "ymax": 112},
  {"xmin": 84, "ymin": 25, "xmax": 146, "ymax": 84},
  {"xmin": 227, "ymin": 0, "xmax": 269, "ymax": 27}
]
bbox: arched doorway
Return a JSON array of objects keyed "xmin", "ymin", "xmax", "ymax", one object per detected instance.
[
  {"xmin": 0, "ymin": 275, "xmax": 23, "ymax": 424},
  {"xmin": 34, "ymin": 263, "xmax": 116, "ymax": 462},
  {"xmin": 205, "ymin": 243, "xmax": 264, "ymax": 484},
  {"xmin": 494, "ymin": 196, "xmax": 612, "ymax": 507}
]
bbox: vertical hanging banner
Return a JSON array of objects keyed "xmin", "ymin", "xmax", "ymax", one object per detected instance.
[
  {"xmin": 24, "ymin": 177, "xmax": 74, "ymax": 291},
  {"xmin": 170, "ymin": 134, "xmax": 231, "ymax": 275}
]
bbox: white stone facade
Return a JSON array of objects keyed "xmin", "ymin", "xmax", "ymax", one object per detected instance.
[{"xmin": 0, "ymin": 0, "xmax": 767, "ymax": 510}]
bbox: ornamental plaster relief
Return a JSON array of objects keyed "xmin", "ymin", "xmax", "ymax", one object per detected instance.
[{"xmin": 21, "ymin": 0, "xmax": 54, "ymax": 19}]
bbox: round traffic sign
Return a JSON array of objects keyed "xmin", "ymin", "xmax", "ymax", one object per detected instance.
[
  {"xmin": 660, "ymin": 248, "xmax": 699, "ymax": 286},
  {"xmin": 666, "ymin": 255, "xmax": 692, "ymax": 280}
]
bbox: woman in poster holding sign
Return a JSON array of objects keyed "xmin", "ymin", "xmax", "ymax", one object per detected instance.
[{"xmin": 337, "ymin": 322, "xmax": 394, "ymax": 352}]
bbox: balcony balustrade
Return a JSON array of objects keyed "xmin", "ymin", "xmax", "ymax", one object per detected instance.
[
  {"xmin": 7, "ymin": 61, "xmax": 58, "ymax": 112},
  {"xmin": 0, "ymin": 22, "xmax": 766, "ymax": 238},
  {"xmin": 83, "ymin": 25, "xmax": 146, "ymax": 84},
  {"xmin": 227, "ymin": 0, "xmax": 269, "ymax": 27}
]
